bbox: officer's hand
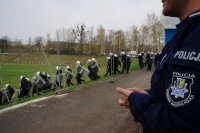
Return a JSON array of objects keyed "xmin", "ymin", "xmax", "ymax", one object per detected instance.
[
  {"xmin": 116, "ymin": 87, "xmax": 148, "ymax": 108},
  {"xmin": 116, "ymin": 87, "xmax": 133, "ymax": 108},
  {"xmin": 126, "ymin": 88, "xmax": 148, "ymax": 95}
]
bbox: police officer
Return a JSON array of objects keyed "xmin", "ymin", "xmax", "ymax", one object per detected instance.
[
  {"xmin": 114, "ymin": 54, "xmax": 121, "ymax": 74},
  {"xmin": 121, "ymin": 52, "xmax": 127, "ymax": 73},
  {"xmin": 76, "ymin": 61, "xmax": 85, "ymax": 84},
  {"xmin": 126, "ymin": 54, "xmax": 132, "ymax": 73},
  {"xmin": 41, "ymin": 72, "xmax": 52, "ymax": 91},
  {"xmin": 65, "ymin": 66, "xmax": 74, "ymax": 86},
  {"xmin": 116, "ymin": 0, "xmax": 200, "ymax": 132},
  {"xmin": 154, "ymin": 52, "xmax": 161, "ymax": 66},
  {"xmin": 32, "ymin": 76, "xmax": 40, "ymax": 96},
  {"xmin": 146, "ymin": 52, "xmax": 154, "ymax": 71},
  {"xmin": 104, "ymin": 56, "xmax": 112, "ymax": 77},
  {"xmin": 2, "ymin": 84, "xmax": 15, "ymax": 104},
  {"xmin": 55, "ymin": 66, "xmax": 63, "ymax": 88},
  {"xmin": 26, "ymin": 78, "xmax": 32, "ymax": 93},
  {"xmin": 138, "ymin": 53, "xmax": 143, "ymax": 69},
  {"xmin": 91, "ymin": 58, "xmax": 100, "ymax": 80},
  {"xmin": 35, "ymin": 71, "xmax": 46, "ymax": 92},
  {"xmin": 87, "ymin": 59, "xmax": 95, "ymax": 80},
  {"xmin": 18, "ymin": 76, "xmax": 30, "ymax": 98}
]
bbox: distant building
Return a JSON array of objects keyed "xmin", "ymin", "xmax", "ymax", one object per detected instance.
[{"xmin": 164, "ymin": 17, "xmax": 180, "ymax": 44}]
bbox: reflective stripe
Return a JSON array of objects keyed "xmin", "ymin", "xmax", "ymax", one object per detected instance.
[{"xmin": 189, "ymin": 11, "xmax": 200, "ymax": 18}]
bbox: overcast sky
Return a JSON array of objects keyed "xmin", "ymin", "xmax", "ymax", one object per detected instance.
[{"xmin": 0, "ymin": 0, "xmax": 163, "ymax": 42}]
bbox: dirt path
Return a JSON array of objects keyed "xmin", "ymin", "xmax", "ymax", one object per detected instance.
[{"xmin": 0, "ymin": 69, "xmax": 153, "ymax": 133}]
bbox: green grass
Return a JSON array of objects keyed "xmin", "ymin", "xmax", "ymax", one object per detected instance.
[{"xmin": 0, "ymin": 54, "xmax": 139, "ymax": 109}]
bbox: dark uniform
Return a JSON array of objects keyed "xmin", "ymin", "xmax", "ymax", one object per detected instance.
[
  {"xmin": 88, "ymin": 60, "xmax": 95, "ymax": 80},
  {"xmin": 146, "ymin": 52, "xmax": 154, "ymax": 71},
  {"xmin": 104, "ymin": 57, "xmax": 112, "ymax": 77},
  {"xmin": 41, "ymin": 72, "xmax": 52, "ymax": 91},
  {"xmin": 90, "ymin": 58, "xmax": 100, "ymax": 80},
  {"xmin": 2, "ymin": 84, "xmax": 15, "ymax": 104},
  {"xmin": 55, "ymin": 66, "xmax": 63, "ymax": 88},
  {"xmin": 128, "ymin": 11, "xmax": 200, "ymax": 133},
  {"xmin": 114, "ymin": 54, "xmax": 121, "ymax": 74},
  {"xmin": 138, "ymin": 53, "xmax": 144, "ymax": 69},
  {"xmin": 76, "ymin": 61, "xmax": 85, "ymax": 84},
  {"xmin": 18, "ymin": 76, "xmax": 31, "ymax": 98},
  {"xmin": 121, "ymin": 53, "xmax": 126, "ymax": 73},
  {"xmin": 154, "ymin": 52, "xmax": 161, "ymax": 66},
  {"xmin": 65, "ymin": 66, "xmax": 74, "ymax": 86}
]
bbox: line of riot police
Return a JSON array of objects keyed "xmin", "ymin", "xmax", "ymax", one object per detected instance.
[
  {"xmin": 0, "ymin": 55, "xmax": 132, "ymax": 105},
  {"xmin": 0, "ymin": 71, "xmax": 52, "ymax": 105},
  {"xmin": 137, "ymin": 52, "xmax": 161, "ymax": 71}
]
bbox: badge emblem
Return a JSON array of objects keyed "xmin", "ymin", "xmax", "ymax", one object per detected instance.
[{"xmin": 166, "ymin": 72, "xmax": 195, "ymax": 107}]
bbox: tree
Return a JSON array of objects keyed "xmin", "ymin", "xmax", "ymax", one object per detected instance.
[
  {"xmin": 145, "ymin": 13, "xmax": 164, "ymax": 52},
  {"xmin": 115, "ymin": 30, "xmax": 126, "ymax": 53},
  {"xmin": 96, "ymin": 25, "xmax": 106, "ymax": 55},
  {"xmin": 131, "ymin": 26, "xmax": 140, "ymax": 52},
  {"xmin": 106, "ymin": 29, "xmax": 115, "ymax": 53},
  {"xmin": 45, "ymin": 33, "xmax": 55, "ymax": 53},
  {"xmin": 0, "ymin": 36, "xmax": 11, "ymax": 53},
  {"xmin": 33, "ymin": 36, "xmax": 44, "ymax": 52},
  {"xmin": 66, "ymin": 28, "xmax": 76, "ymax": 43},
  {"xmin": 140, "ymin": 24, "xmax": 149, "ymax": 52},
  {"xmin": 72, "ymin": 24, "xmax": 88, "ymax": 44},
  {"xmin": 72, "ymin": 24, "xmax": 88, "ymax": 54},
  {"xmin": 87, "ymin": 26, "xmax": 95, "ymax": 54},
  {"xmin": 13, "ymin": 39, "xmax": 24, "ymax": 53}
]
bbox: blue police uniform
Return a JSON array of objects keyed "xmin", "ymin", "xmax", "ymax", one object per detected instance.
[{"xmin": 128, "ymin": 10, "xmax": 200, "ymax": 133}]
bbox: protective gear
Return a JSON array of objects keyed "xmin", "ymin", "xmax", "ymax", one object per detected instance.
[
  {"xmin": 20, "ymin": 76, "xmax": 24, "ymax": 80},
  {"xmin": 5, "ymin": 84, "xmax": 9, "ymax": 87},
  {"xmin": 56, "ymin": 66, "xmax": 60, "ymax": 70},
  {"xmin": 106, "ymin": 57, "xmax": 110, "ymax": 60},
  {"xmin": 76, "ymin": 61, "xmax": 80, "ymax": 65},
  {"xmin": 66, "ymin": 66, "xmax": 70, "ymax": 69},
  {"xmin": 87, "ymin": 59, "xmax": 91, "ymax": 63}
]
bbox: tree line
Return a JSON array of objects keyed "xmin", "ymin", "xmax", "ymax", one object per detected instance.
[{"xmin": 0, "ymin": 13, "xmax": 164, "ymax": 55}]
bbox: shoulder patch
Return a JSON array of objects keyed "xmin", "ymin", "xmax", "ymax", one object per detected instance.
[{"xmin": 166, "ymin": 72, "xmax": 194, "ymax": 108}]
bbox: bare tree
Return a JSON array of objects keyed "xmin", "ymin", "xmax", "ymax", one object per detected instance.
[
  {"xmin": 72, "ymin": 24, "xmax": 88, "ymax": 54},
  {"xmin": 72, "ymin": 24, "xmax": 88, "ymax": 44},
  {"xmin": 0, "ymin": 36, "xmax": 11, "ymax": 52},
  {"xmin": 115, "ymin": 30, "xmax": 126, "ymax": 53},
  {"xmin": 96, "ymin": 25, "xmax": 106, "ymax": 55},
  {"xmin": 34, "ymin": 36, "xmax": 44, "ymax": 52},
  {"xmin": 106, "ymin": 29, "xmax": 115, "ymax": 53},
  {"xmin": 13, "ymin": 39, "xmax": 24, "ymax": 53},
  {"xmin": 145, "ymin": 13, "xmax": 164, "ymax": 52},
  {"xmin": 87, "ymin": 26, "xmax": 95, "ymax": 54},
  {"xmin": 131, "ymin": 26, "xmax": 140, "ymax": 52},
  {"xmin": 66, "ymin": 28, "xmax": 76, "ymax": 43},
  {"xmin": 45, "ymin": 33, "xmax": 55, "ymax": 53},
  {"xmin": 140, "ymin": 24, "xmax": 149, "ymax": 52}
]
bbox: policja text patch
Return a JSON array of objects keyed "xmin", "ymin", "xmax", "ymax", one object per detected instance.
[{"xmin": 166, "ymin": 72, "xmax": 194, "ymax": 108}]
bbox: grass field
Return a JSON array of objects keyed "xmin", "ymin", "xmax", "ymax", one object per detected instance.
[{"xmin": 0, "ymin": 54, "xmax": 139, "ymax": 109}]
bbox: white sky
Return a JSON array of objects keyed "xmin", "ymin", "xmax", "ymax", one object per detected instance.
[{"xmin": 0, "ymin": 0, "xmax": 163, "ymax": 42}]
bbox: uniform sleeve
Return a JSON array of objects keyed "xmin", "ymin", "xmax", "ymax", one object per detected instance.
[{"xmin": 128, "ymin": 92, "xmax": 199, "ymax": 133}]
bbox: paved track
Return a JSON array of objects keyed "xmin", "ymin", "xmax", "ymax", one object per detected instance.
[{"xmin": 0, "ymin": 69, "xmax": 153, "ymax": 133}]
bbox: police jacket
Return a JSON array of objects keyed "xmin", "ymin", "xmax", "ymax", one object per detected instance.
[{"xmin": 128, "ymin": 10, "xmax": 200, "ymax": 133}]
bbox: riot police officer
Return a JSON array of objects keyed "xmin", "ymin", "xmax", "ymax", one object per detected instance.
[
  {"xmin": 2, "ymin": 84, "xmax": 15, "ymax": 104},
  {"xmin": 55, "ymin": 66, "xmax": 63, "ymax": 88},
  {"xmin": 65, "ymin": 66, "xmax": 74, "ymax": 86}
]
